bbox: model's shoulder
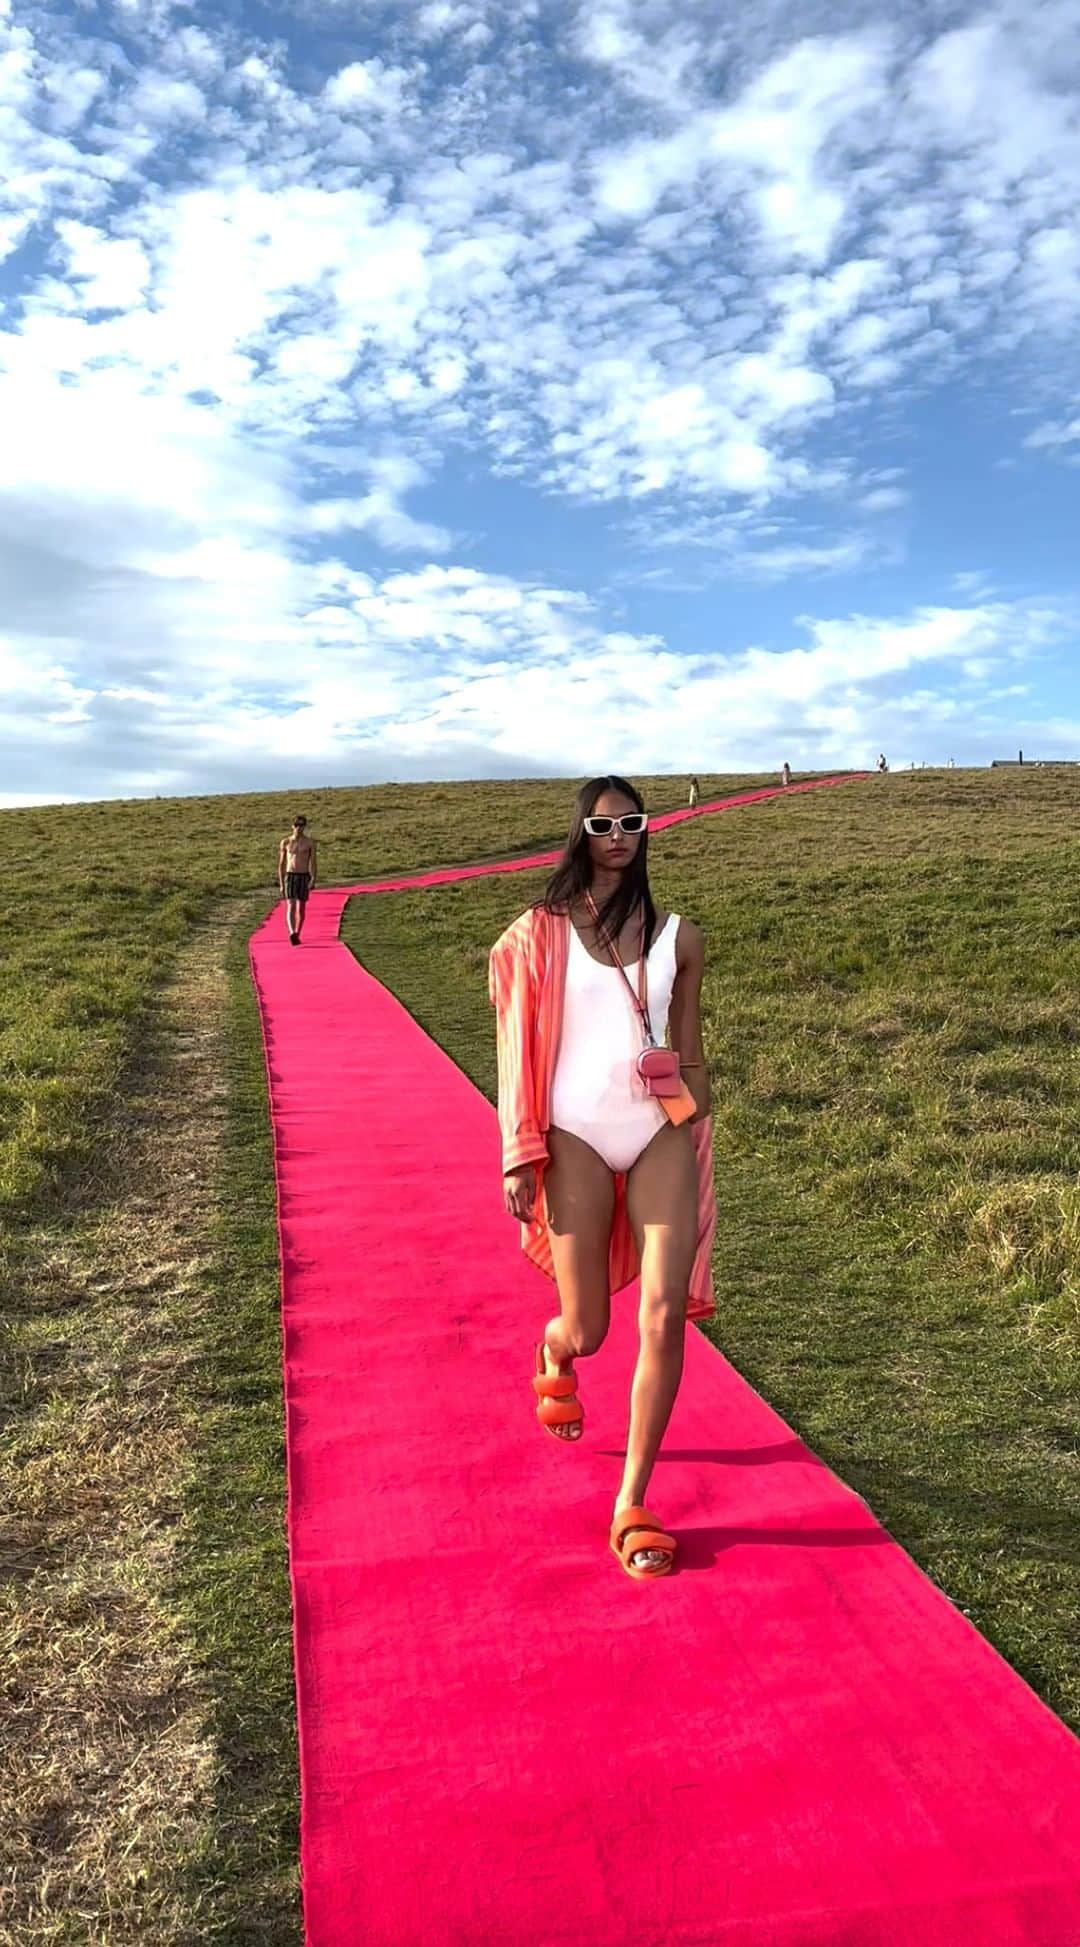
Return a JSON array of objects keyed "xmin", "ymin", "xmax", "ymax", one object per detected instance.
[
  {"xmin": 493, "ymin": 904, "xmax": 569, "ymax": 966},
  {"xmin": 492, "ymin": 904, "xmax": 547, "ymax": 954},
  {"xmin": 675, "ymin": 915, "xmax": 704, "ymax": 961}
]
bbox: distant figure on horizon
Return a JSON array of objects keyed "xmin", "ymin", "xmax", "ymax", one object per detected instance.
[
  {"xmin": 688, "ymin": 776, "xmax": 700, "ymax": 808},
  {"xmin": 780, "ymin": 761, "xmax": 792, "ymax": 788},
  {"xmin": 279, "ymin": 813, "xmax": 317, "ymax": 946},
  {"xmin": 947, "ymin": 756, "xmax": 955, "ymax": 768},
  {"xmin": 876, "ymin": 752, "xmax": 888, "ymax": 773}
]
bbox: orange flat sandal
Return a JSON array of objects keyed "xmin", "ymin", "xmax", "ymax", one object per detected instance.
[
  {"xmin": 609, "ymin": 1506, "xmax": 677, "ymax": 1579},
  {"xmin": 531, "ymin": 1342, "xmax": 583, "ymax": 1441}
]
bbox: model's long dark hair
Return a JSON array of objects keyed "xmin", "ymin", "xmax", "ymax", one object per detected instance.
[{"xmin": 537, "ymin": 775, "xmax": 657, "ymax": 955}]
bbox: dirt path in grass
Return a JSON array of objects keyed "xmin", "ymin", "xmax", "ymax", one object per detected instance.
[{"xmin": 1, "ymin": 896, "xmax": 259, "ymax": 1944}]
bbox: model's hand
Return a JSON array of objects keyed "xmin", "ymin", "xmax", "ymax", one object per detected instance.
[
  {"xmin": 683, "ymin": 1066, "xmax": 711, "ymax": 1122},
  {"xmin": 504, "ymin": 1166, "xmax": 537, "ymax": 1223}
]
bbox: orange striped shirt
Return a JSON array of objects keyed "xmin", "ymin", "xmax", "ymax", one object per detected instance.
[{"xmin": 488, "ymin": 905, "xmax": 716, "ymax": 1321}]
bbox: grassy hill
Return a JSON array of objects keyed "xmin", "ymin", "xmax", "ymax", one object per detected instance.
[{"xmin": 2, "ymin": 764, "xmax": 1078, "ymax": 1942}]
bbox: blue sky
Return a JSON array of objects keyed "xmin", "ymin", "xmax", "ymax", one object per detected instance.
[{"xmin": 1, "ymin": 0, "xmax": 1079, "ymax": 804}]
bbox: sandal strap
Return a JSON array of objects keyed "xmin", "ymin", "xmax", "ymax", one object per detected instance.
[
  {"xmin": 612, "ymin": 1506, "xmax": 675, "ymax": 1554},
  {"xmin": 533, "ymin": 1346, "xmax": 578, "ymax": 1398},
  {"xmin": 532, "ymin": 1372, "xmax": 578, "ymax": 1398}
]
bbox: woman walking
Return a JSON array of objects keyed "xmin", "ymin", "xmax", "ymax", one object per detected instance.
[{"xmin": 489, "ymin": 777, "xmax": 717, "ymax": 1581}]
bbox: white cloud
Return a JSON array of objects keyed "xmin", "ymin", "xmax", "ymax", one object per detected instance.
[
  {"xmin": 323, "ymin": 58, "xmax": 411, "ymax": 117},
  {"xmin": 952, "ymin": 570, "xmax": 997, "ymax": 600},
  {"xmin": 578, "ymin": 3, "xmax": 708, "ymax": 111},
  {"xmin": 1024, "ymin": 415, "xmax": 1080, "ymax": 459},
  {"xmin": 128, "ymin": 72, "xmax": 206, "ymax": 125},
  {"xmin": 54, "ymin": 220, "xmax": 151, "ymax": 309},
  {"xmin": 731, "ymin": 537, "xmax": 876, "ymax": 580},
  {"xmin": 325, "ymin": 61, "xmax": 380, "ymax": 109},
  {"xmin": 416, "ymin": 1, "xmax": 494, "ymax": 43},
  {"xmin": 302, "ymin": 455, "xmax": 453, "ymax": 551}
]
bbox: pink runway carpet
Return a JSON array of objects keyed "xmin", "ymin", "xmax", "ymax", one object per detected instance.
[{"xmin": 249, "ymin": 778, "xmax": 1080, "ymax": 1946}]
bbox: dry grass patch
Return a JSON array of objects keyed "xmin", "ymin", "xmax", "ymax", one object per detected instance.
[
  {"xmin": 930, "ymin": 1174, "xmax": 1080, "ymax": 1350},
  {"xmin": 0, "ymin": 897, "xmax": 289, "ymax": 1945}
]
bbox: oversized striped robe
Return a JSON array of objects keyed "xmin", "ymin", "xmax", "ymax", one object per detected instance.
[{"xmin": 488, "ymin": 904, "xmax": 717, "ymax": 1321}]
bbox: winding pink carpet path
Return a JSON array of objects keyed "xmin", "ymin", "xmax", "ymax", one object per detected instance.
[{"xmin": 249, "ymin": 776, "xmax": 1080, "ymax": 1946}]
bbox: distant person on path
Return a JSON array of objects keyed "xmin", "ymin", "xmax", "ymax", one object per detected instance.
[
  {"xmin": 279, "ymin": 814, "xmax": 317, "ymax": 946},
  {"xmin": 489, "ymin": 775, "xmax": 716, "ymax": 1583},
  {"xmin": 781, "ymin": 761, "xmax": 792, "ymax": 788},
  {"xmin": 688, "ymin": 776, "xmax": 700, "ymax": 808},
  {"xmin": 876, "ymin": 752, "xmax": 889, "ymax": 774}
]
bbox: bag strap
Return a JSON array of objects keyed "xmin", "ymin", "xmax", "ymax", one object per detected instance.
[{"xmin": 583, "ymin": 893, "xmax": 655, "ymax": 1046}]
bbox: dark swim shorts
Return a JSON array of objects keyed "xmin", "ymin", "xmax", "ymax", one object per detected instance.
[{"xmin": 284, "ymin": 872, "xmax": 311, "ymax": 902}]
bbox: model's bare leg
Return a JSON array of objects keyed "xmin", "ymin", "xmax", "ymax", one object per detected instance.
[
  {"xmin": 617, "ymin": 1120, "xmax": 697, "ymax": 1566},
  {"xmin": 540, "ymin": 1126, "xmax": 615, "ymax": 1440}
]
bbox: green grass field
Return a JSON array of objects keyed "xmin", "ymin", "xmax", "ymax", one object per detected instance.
[{"xmin": 2, "ymin": 764, "xmax": 1078, "ymax": 1940}]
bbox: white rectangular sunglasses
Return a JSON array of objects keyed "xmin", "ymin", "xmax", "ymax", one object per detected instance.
[{"xmin": 582, "ymin": 812, "xmax": 648, "ymax": 836}]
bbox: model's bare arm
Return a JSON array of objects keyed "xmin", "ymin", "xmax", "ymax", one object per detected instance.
[
  {"xmin": 668, "ymin": 920, "xmax": 711, "ymax": 1121},
  {"xmin": 308, "ymin": 840, "xmax": 317, "ymax": 890},
  {"xmin": 278, "ymin": 839, "xmax": 287, "ymax": 889}
]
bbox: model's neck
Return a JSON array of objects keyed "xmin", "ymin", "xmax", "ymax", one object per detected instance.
[{"xmin": 588, "ymin": 867, "xmax": 630, "ymax": 904}]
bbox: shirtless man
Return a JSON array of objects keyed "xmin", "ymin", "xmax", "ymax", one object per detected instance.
[{"xmin": 278, "ymin": 815, "xmax": 317, "ymax": 945}]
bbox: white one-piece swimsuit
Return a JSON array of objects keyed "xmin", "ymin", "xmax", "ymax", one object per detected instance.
[{"xmin": 550, "ymin": 914, "xmax": 681, "ymax": 1174}]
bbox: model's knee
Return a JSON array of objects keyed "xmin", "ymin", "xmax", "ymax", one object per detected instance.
[
  {"xmin": 639, "ymin": 1289, "xmax": 688, "ymax": 1338},
  {"xmin": 564, "ymin": 1320, "xmax": 608, "ymax": 1358}
]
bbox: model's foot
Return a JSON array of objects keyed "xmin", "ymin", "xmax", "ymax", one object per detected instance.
[
  {"xmin": 542, "ymin": 1342, "xmax": 581, "ymax": 1440},
  {"xmin": 612, "ymin": 1496, "xmax": 668, "ymax": 1572}
]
